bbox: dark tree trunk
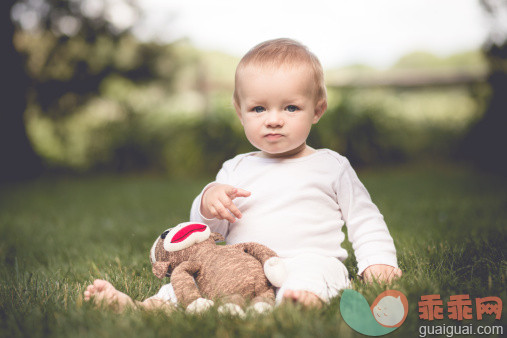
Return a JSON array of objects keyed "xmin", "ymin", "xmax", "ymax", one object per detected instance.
[
  {"xmin": 459, "ymin": 44, "xmax": 507, "ymax": 175},
  {"xmin": 458, "ymin": 1, "xmax": 507, "ymax": 175},
  {"xmin": 1, "ymin": 0, "xmax": 44, "ymax": 184}
]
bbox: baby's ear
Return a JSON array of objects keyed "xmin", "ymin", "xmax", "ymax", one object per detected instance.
[
  {"xmin": 233, "ymin": 101, "xmax": 244, "ymax": 125},
  {"xmin": 313, "ymin": 99, "xmax": 327, "ymax": 123},
  {"xmin": 211, "ymin": 232, "xmax": 225, "ymax": 243}
]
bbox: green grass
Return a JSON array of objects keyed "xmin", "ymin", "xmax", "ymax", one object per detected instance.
[{"xmin": 1, "ymin": 164, "xmax": 505, "ymax": 337}]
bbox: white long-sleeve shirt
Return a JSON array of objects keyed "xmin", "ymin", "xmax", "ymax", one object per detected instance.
[{"xmin": 190, "ymin": 149, "xmax": 398, "ymax": 274}]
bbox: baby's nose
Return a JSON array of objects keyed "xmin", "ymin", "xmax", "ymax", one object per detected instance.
[{"xmin": 265, "ymin": 110, "xmax": 284, "ymax": 127}]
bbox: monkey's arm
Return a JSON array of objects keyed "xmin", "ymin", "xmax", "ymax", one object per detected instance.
[
  {"xmin": 171, "ymin": 261, "xmax": 204, "ymax": 308},
  {"xmin": 231, "ymin": 243, "xmax": 287, "ymax": 287},
  {"xmin": 231, "ymin": 243, "xmax": 277, "ymax": 265}
]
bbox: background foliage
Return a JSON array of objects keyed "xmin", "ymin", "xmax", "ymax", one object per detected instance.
[
  {"xmin": 0, "ymin": 0, "xmax": 507, "ymax": 181},
  {"xmin": 20, "ymin": 38, "xmax": 489, "ymax": 175},
  {"xmin": 4, "ymin": 0, "xmax": 504, "ymax": 180}
]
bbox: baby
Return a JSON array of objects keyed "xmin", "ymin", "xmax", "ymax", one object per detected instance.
[{"xmin": 84, "ymin": 38, "xmax": 401, "ymax": 310}]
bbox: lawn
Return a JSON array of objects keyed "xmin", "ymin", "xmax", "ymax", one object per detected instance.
[{"xmin": 1, "ymin": 164, "xmax": 505, "ymax": 337}]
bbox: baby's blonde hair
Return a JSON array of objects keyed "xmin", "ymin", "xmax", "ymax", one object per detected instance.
[{"xmin": 233, "ymin": 38, "xmax": 327, "ymax": 105}]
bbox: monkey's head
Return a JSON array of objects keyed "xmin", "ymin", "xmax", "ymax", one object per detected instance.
[{"xmin": 149, "ymin": 222, "xmax": 225, "ymax": 279}]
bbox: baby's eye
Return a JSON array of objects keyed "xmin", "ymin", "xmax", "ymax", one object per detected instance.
[
  {"xmin": 285, "ymin": 105, "xmax": 299, "ymax": 112},
  {"xmin": 252, "ymin": 106, "xmax": 265, "ymax": 113}
]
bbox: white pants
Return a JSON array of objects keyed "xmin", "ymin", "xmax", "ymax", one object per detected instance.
[
  {"xmin": 147, "ymin": 253, "xmax": 350, "ymax": 305},
  {"xmin": 275, "ymin": 253, "xmax": 350, "ymax": 304}
]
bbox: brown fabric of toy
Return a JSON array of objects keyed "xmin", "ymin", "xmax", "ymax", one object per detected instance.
[{"xmin": 151, "ymin": 231, "xmax": 278, "ymax": 308}]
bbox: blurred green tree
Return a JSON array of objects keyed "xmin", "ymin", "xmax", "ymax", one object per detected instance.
[{"xmin": 1, "ymin": 0, "xmax": 177, "ymax": 182}]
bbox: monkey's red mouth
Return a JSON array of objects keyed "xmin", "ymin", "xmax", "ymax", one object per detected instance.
[{"xmin": 171, "ymin": 224, "xmax": 207, "ymax": 243}]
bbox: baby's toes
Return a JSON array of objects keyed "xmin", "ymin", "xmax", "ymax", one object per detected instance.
[
  {"xmin": 282, "ymin": 289, "xmax": 295, "ymax": 301},
  {"xmin": 288, "ymin": 290, "xmax": 302, "ymax": 302},
  {"xmin": 300, "ymin": 293, "xmax": 312, "ymax": 305},
  {"xmin": 301, "ymin": 292, "xmax": 323, "ymax": 308},
  {"xmin": 93, "ymin": 279, "xmax": 109, "ymax": 291},
  {"xmin": 84, "ymin": 284, "xmax": 96, "ymax": 300}
]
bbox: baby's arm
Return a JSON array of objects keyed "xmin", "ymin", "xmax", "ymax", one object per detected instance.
[
  {"xmin": 334, "ymin": 155, "xmax": 400, "ymax": 277},
  {"xmin": 362, "ymin": 264, "xmax": 402, "ymax": 284},
  {"xmin": 200, "ymin": 184, "xmax": 251, "ymax": 223}
]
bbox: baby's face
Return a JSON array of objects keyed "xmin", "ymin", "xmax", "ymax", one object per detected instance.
[{"xmin": 234, "ymin": 65, "xmax": 325, "ymax": 158}]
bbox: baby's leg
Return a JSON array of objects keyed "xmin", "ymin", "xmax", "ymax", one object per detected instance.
[
  {"xmin": 84, "ymin": 279, "xmax": 136, "ymax": 312},
  {"xmin": 276, "ymin": 254, "xmax": 350, "ymax": 307},
  {"xmin": 84, "ymin": 280, "xmax": 176, "ymax": 313}
]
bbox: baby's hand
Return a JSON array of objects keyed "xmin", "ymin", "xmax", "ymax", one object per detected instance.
[
  {"xmin": 362, "ymin": 264, "xmax": 402, "ymax": 284},
  {"xmin": 201, "ymin": 184, "xmax": 251, "ymax": 223}
]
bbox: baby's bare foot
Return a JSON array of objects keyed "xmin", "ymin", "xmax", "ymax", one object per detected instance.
[
  {"xmin": 84, "ymin": 279, "xmax": 135, "ymax": 312},
  {"xmin": 283, "ymin": 289, "xmax": 323, "ymax": 308}
]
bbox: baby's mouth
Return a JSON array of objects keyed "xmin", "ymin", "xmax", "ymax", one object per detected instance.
[{"xmin": 264, "ymin": 133, "xmax": 283, "ymax": 140}]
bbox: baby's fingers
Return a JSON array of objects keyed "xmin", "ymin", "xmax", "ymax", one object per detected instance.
[
  {"xmin": 234, "ymin": 188, "xmax": 251, "ymax": 198},
  {"xmin": 213, "ymin": 203, "xmax": 237, "ymax": 223},
  {"xmin": 225, "ymin": 186, "xmax": 251, "ymax": 199},
  {"xmin": 220, "ymin": 197, "xmax": 242, "ymax": 221}
]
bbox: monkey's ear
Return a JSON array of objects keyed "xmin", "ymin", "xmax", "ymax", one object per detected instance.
[
  {"xmin": 152, "ymin": 261, "xmax": 171, "ymax": 279},
  {"xmin": 211, "ymin": 232, "xmax": 225, "ymax": 243}
]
